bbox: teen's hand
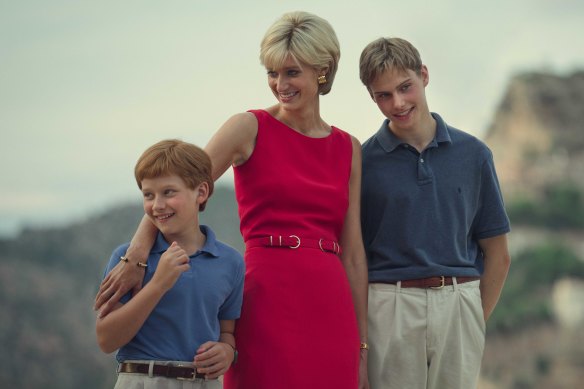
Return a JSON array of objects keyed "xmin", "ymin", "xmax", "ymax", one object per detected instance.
[
  {"xmin": 94, "ymin": 258, "xmax": 145, "ymax": 318},
  {"xmin": 193, "ymin": 341, "xmax": 235, "ymax": 379},
  {"xmin": 151, "ymin": 242, "xmax": 190, "ymax": 291}
]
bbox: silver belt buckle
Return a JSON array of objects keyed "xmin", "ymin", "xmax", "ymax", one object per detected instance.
[
  {"xmin": 288, "ymin": 235, "xmax": 300, "ymax": 249},
  {"xmin": 175, "ymin": 364, "xmax": 197, "ymax": 381}
]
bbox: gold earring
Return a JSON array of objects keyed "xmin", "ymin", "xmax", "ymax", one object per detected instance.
[{"xmin": 318, "ymin": 75, "xmax": 327, "ymax": 85}]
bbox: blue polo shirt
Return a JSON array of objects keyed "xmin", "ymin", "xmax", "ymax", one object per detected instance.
[
  {"xmin": 102, "ymin": 225, "xmax": 244, "ymax": 362},
  {"xmin": 361, "ymin": 113, "xmax": 510, "ymax": 283}
]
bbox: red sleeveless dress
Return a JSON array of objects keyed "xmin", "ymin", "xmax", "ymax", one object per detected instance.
[{"xmin": 223, "ymin": 110, "xmax": 359, "ymax": 389}]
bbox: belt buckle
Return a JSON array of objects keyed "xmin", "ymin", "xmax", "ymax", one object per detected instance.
[
  {"xmin": 175, "ymin": 364, "xmax": 197, "ymax": 381},
  {"xmin": 288, "ymin": 235, "xmax": 300, "ymax": 249},
  {"xmin": 430, "ymin": 276, "xmax": 445, "ymax": 289},
  {"xmin": 318, "ymin": 238, "xmax": 339, "ymax": 254}
]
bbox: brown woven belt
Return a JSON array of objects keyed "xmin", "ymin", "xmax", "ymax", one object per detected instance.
[
  {"xmin": 387, "ymin": 276, "xmax": 480, "ymax": 289},
  {"xmin": 118, "ymin": 362, "xmax": 206, "ymax": 380}
]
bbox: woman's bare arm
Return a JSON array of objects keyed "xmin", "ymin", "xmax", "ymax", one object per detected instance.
[
  {"xmin": 204, "ymin": 112, "xmax": 258, "ymax": 179},
  {"xmin": 94, "ymin": 112, "xmax": 257, "ymax": 317},
  {"xmin": 94, "ymin": 215, "xmax": 157, "ymax": 317},
  {"xmin": 339, "ymin": 136, "xmax": 369, "ymax": 389}
]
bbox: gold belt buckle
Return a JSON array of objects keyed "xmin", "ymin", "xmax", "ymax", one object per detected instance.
[{"xmin": 430, "ymin": 276, "xmax": 445, "ymax": 289}]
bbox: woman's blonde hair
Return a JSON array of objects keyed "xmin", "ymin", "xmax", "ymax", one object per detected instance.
[{"xmin": 260, "ymin": 11, "xmax": 340, "ymax": 95}]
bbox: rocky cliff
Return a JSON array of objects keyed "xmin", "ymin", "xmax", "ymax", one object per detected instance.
[
  {"xmin": 480, "ymin": 70, "xmax": 584, "ymax": 389},
  {"xmin": 485, "ymin": 71, "xmax": 584, "ymax": 199}
]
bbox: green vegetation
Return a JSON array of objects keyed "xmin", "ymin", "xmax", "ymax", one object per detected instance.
[
  {"xmin": 488, "ymin": 242, "xmax": 584, "ymax": 333},
  {"xmin": 507, "ymin": 182, "xmax": 584, "ymax": 229}
]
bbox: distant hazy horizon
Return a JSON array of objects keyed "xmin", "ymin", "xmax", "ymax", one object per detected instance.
[{"xmin": 2, "ymin": 0, "xmax": 583, "ymax": 237}]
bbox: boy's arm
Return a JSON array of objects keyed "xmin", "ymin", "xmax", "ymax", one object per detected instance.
[
  {"xmin": 193, "ymin": 320, "xmax": 236, "ymax": 379},
  {"xmin": 96, "ymin": 281, "xmax": 166, "ymax": 354},
  {"xmin": 479, "ymin": 234, "xmax": 511, "ymax": 321},
  {"xmin": 96, "ymin": 242, "xmax": 190, "ymax": 353},
  {"xmin": 94, "ymin": 214, "xmax": 158, "ymax": 317},
  {"xmin": 218, "ymin": 320, "xmax": 236, "ymax": 350}
]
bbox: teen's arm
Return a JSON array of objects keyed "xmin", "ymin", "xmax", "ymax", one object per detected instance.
[
  {"xmin": 478, "ymin": 234, "xmax": 511, "ymax": 321},
  {"xmin": 192, "ymin": 320, "xmax": 236, "ymax": 379},
  {"xmin": 96, "ymin": 242, "xmax": 189, "ymax": 353},
  {"xmin": 339, "ymin": 136, "xmax": 370, "ymax": 389},
  {"xmin": 94, "ymin": 214, "xmax": 157, "ymax": 317}
]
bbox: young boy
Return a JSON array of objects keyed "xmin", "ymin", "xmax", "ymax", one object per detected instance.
[
  {"xmin": 96, "ymin": 139, "xmax": 244, "ymax": 388},
  {"xmin": 359, "ymin": 38, "xmax": 511, "ymax": 389}
]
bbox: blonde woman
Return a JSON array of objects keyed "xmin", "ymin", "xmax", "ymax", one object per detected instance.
[{"xmin": 96, "ymin": 12, "xmax": 369, "ymax": 389}]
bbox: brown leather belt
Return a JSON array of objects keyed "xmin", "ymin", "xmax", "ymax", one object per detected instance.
[
  {"xmin": 388, "ymin": 276, "xmax": 480, "ymax": 289},
  {"xmin": 246, "ymin": 235, "xmax": 342, "ymax": 255},
  {"xmin": 118, "ymin": 362, "xmax": 206, "ymax": 380}
]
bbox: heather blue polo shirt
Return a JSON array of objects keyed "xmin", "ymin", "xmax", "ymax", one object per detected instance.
[
  {"xmin": 102, "ymin": 225, "xmax": 244, "ymax": 362},
  {"xmin": 361, "ymin": 113, "xmax": 510, "ymax": 283}
]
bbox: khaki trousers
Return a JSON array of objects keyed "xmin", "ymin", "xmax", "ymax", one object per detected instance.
[{"xmin": 367, "ymin": 280, "xmax": 485, "ymax": 389}]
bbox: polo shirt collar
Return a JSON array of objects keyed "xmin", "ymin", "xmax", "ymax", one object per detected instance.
[
  {"xmin": 151, "ymin": 224, "xmax": 220, "ymax": 258},
  {"xmin": 375, "ymin": 112, "xmax": 452, "ymax": 153},
  {"xmin": 431, "ymin": 112, "xmax": 452, "ymax": 145}
]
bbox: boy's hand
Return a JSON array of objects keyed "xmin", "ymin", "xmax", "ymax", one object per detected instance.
[
  {"xmin": 151, "ymin": 242, "xmax": 190, "ymax": 291},
  {"xmin": 193, "ymin": 341, "xmax": 235, "ymax": 379}
]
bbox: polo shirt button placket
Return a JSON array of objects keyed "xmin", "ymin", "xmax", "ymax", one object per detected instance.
[{"xmin": 417, "ymin": 154, "xmax": 432, "ymax": 184}]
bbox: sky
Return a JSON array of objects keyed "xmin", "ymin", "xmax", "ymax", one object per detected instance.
[{"xmin": 1, "ymin": 0, "xmax": 583, "ymax": 237}]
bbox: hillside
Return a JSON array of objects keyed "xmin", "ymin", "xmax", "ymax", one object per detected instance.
[
  {"xmin": 480, "ymin": 71, "xmax": 584, "ymax": 389},
  {"xmin": 0, "ymin": 185, "xmax": 241, "ymax": 389},
  {"xmin": 485, "ymin": 70, "xmax": 584, "ymax": 199}
]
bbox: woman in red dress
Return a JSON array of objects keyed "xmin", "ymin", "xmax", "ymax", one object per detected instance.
[{"xmin": 96, "ymin": 11, "xmax": 369, "ymax": 389}]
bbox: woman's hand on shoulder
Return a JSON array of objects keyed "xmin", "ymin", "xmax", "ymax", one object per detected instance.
[
  {"xmin": 205, "ymin": 112, "xmax": 258, "ymax": 180},
  {"xmin": 94, "ymin": 254, "xmax": 146, "ymax": 318}
]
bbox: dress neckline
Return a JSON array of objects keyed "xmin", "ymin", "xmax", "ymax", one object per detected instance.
[{"xmin": 259, "ymin": 109, "xmax": 335, "ymax": 140}]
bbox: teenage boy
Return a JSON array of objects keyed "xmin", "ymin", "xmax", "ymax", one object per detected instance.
[
  {"xmin": 96, "ymin": 139, "xmax": 244, "ymax": 389},
  {"xmin": 359, "ymin": 37, "xmax": 511, "ymax": 389}
]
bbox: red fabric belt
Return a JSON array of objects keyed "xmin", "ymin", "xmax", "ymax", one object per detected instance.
[
  {"xmin": 380, "ymin": 276, "xmax": 480, "ymax": 289},
  {"xmin": 246, "ymin": 235, "xmax": 342, "ymax": 255},
  {"xmin": 117, "ymin": 362, "xmax": 206, "ymax": 380}
]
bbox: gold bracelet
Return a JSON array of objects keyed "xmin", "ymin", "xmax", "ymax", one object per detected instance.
[
  {"xmin": 121, "ymin": 255, "xmax": 148, "ymax": 268},
  {"xmin": 360, "ymin": 342, "xmax": 369, "ymax": 350}
]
